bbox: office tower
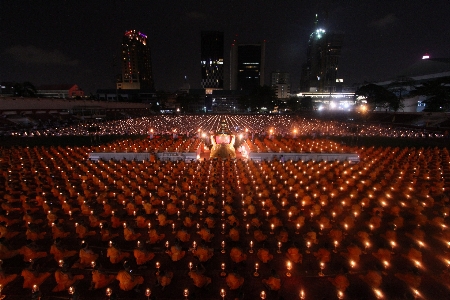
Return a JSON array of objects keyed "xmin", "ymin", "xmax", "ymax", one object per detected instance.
[
  {"xmin": 230, "ymin": 41, "xmax": 266, "ymax": 91},
  {"xmin": 201, "ymin": 31, "xmax": 224, "ymax": 93},
  {"xmin": 117, "ymin": 30, "xmax": 154, "ymax": 90},
  {"xmin": 300, "ymin": 16, "xmax": 343, "ymax": 93},
  {"xmin": 271, "ymin": 71, "xmax": 291, "ymax": 99}
]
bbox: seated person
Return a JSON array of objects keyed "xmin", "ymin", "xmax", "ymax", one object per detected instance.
[
  {"xmin": 107, "ymin": 243, "xmax": 130, "ymax": 264},
  {"xmin": 18, "ymin": 240, "xmax": 47, "ymax": 262},
  {"xmin": 194, "ymin": 244, "xmax": 214, "ymax": 262},
  {"xmin": 257, "ymin": 247, "xmax": 273, "ymax": 263},
  {"xmin": 167, "ymin": 243, "xmax": 186, "ymax": 262},
  {"xmin": 25, "ymin": 224, "xmax": 46, "ymax": 241},
  {"xmin": 0, "ymin": 222, "xmax": 19, "ymax": 240},
  {"xmin": 100, "ymin": 222, "xmax": 119, "ymax": 242},
  {"xmin": 229, "ymin": 227, "xmax": 240, "ymax": 242},
  {"xmin": 226, "ymin": 271, "xmax": 244, "ymax": 290},
  {"xmin": 91, "ymin": 265, "xmax": 115, "ymax": 290},
  {"xmin": 262, "ymin": 269, "xmax": 281, "ymax": 291},
  {"xmin": 188, "ymin": 270, "xmax": 211, "ymax": 288},
  {"xmin": 0, "ymin": 259, "xmax": 18, "ymax": 288},
  {"xmin": 116, "ymin": 261, "xmax": 144, "ymax": 291},
  {"xmin": 73, "ymin": 241, "xmax": 99, "ymax": 269},
  {"xmin": 176, "ymin": 229, "xmax": 191, "ymax": 243},
  {"xmin": 51, "ymin": 223, "xmax": 70, "ymax": 240},
  {"xmin": 21, "ymin": 260, "xmax": 51, "ymax": 289},
  {"xmin": 52, "ymin": 262, "xmax": 84, "ymax": 292},
  {"xmin": 328, "ymin": 274, "xmax": 350, "ymax": 292},
  {"xmin": 230, "ymin": 247, "xmax": 247, "ymax": 263},
  {"xmin": 156, "ymin": 270, "xmax": 173, "ymax": 290},
  {"xmin": 133, "ymin": 242, "xmax": 155, "ymax": 266},
  {"xmin": 75, "ymin": 221, "xmax": 95, "ymax": 239},
  {"xmin": 148, "ymin": 229, "xmax": 165, "ymax": 244},
  {"xmin": 197, "ymin": 227, "xmax": 214, "ymax": 242},
  {"xmin": 286, "ymin": 244, "xmax": 303, "ymax": 264},
  {"xmin": 124, "ymin": 223, "xmax": 141, "ymax": 241},
  {"xmin": 50, "ymin": 238, "xmax": 77, "ymax": 262},
  {"xmin": 359, "ymin": 270, "xmax": 382, "ymax": 289}
]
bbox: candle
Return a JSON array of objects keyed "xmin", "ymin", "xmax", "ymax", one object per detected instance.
[
  {"xmin": 220, "ymin": 262, "xmax": 226, "ymax": 277},
  {"xmin": 221, "ymin": 241, "xmax": 226, "ymax": 253},
  {"xmin": 319, "ymin": 261, "xmax": 325, "ymax": 276},
  {"xmin": 145, "ymin": 288, "xmax": 151, "ymax": 297},
  {"xmin": 286, "ymin": 261, "xmax": 292, "ymax": 277},
  {"xmin": 156, "ymin": 261, "xmax": 160, "ymax": 274},
  {"xmin": 260, "ymin": 290, "xmax": 266, "ymax": 299},
  {"xmin": 254, "ymin": 262, "xmax": 260, "ymax": 277}
]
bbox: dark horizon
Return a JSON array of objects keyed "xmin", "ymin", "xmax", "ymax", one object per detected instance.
[{"xmin": 1, "ymin": 0, "xmax": 449, "ymax": 94}]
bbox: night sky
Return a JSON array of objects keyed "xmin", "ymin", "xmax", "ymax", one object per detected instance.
[{"xmin": 1, "ymin": 0, "xmax": 449, "ymax": 94}]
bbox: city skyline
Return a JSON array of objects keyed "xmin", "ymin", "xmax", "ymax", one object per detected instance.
[{"xmin": 1, "ymin": 0, "xmax": 449, "ymax": 94}]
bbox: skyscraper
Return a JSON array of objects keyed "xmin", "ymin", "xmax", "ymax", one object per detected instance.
[
  {"xmin": 201, "ymin": 31, "xmax": 224, "ymax": 93},
  {"xmin": 117, "ymin": 30, "xmax": 154, "ymax": 90},
  {"xmin": 271, "ymin": 71, "xmax": 290, "ymax": 99},
  {"xmin": 230, "ymin": 41, "xmax": 266, "ymax": 91},
  {"xmin": 300, "ymin": 16, "xmax": 343, "ymax": 93}
]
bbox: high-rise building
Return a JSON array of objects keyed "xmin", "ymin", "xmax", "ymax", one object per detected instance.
[
  {"xmin": 271, "ymin": 71, "xmax": 290, "ymax": 99},
  {"xmin": 201, "ymin": 31, "xmax": 224, "ymax": 93},
  {"xmin": 230, "ymin": 41, "xmax": 266, "ymax": 91},
  {"xmin": 300, "ymin": 16, "xmax": 343, "ymax": 93},
  {"xmin": 117, "ymin": 30, "xmax": 154, "ymax": 90}
]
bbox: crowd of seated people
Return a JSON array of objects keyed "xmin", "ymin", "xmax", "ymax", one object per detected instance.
[
  {"xmin": 1, "ymin": 114, "xmax": 448, "ymax": 139},
  {"xmin": 0, "ymin": 132, "xmax": 448, "ymax": 299}
]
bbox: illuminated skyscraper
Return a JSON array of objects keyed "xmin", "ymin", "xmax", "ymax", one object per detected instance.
[
  {"xmin": 271, "ymin": 71, "xmax": 290, "ymax": 99},
  {"xmin": 230, "ymin": 41, "xmax": 266, "ymax": 91},
  {"xmin": 201, "ymin": 31, "xmax": 224, "ymax": 93},
  {"xmin": 300, "ymin": 16, "xmax": 343, "ymax": 92},
  {"xmin": 117, "ymin": 30, "xmax": 154, "ymax": 90}
]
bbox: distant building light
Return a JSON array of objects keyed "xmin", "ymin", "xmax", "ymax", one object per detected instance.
[
  {"xmin": 422, "ymin": 55, "xmax": 430, "ymax": 59},
  {"xmin": 336, "ymin": 79, "xmax": 344, "ymax": 83}
]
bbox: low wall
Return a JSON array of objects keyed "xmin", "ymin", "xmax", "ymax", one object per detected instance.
[
  {"xmin": 89, "ymin": 152, "xmax": 150, "ymax": 162},
  {"xmin": 248, "ymin": 152, "xmax": 360, "ymax": 163},
  {"xmin": 89, "ymin": 151, "xmax": 359, "ymax": 163},
  {"xmin": 89, "ymin": 152, "xmax": 198, "ymax": 162}
]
